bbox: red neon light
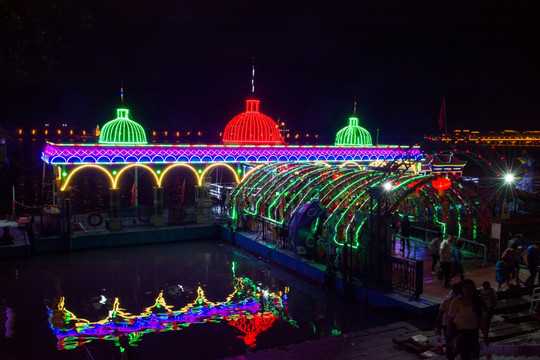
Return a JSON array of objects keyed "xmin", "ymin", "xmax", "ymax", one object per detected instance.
[
  {"xmin": 432, "ymin": 177, "xmax": 451, "ymax": 191},
  {"xmin": 223, "ymin": 99, "xmax": 285, "ymax": 145}
]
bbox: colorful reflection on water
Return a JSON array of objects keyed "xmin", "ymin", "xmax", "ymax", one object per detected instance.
[
  {"xmin": 48, "ymin": 276, "xmax": 296, "ymax": 351},
  {"xmin": 0, "ymin": 240, "xmax": 415, "ymax": 359}
]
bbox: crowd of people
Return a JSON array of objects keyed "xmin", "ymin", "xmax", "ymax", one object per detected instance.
[
  {"xmin": 435, "ymin": 280, "xmax": 491, "ymax": 360},
  {"xmin": 431, "ymin": 234, "xmax": 540, "ymax": 359},
  {"xmin": 429, "ymin": 233, "xmax": 540, "ymax": 291}
]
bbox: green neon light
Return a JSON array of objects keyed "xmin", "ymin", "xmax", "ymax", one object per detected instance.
[
  {"xmin": 62, "ymin": 171, "xmax": 67, "ymax": 178},
  {"xmin": 284, "ymin": 167, "xmax": 356, "ymax": 215},
  {"xmin": 156, "ymin": 169, "xmax": 161, "ymax": 175},
  {"xmin": 330, "ymin": 172, "xmax": 388, "ymax": 247},
  {"xmin": 267, "ymin": 166, "xmax": 332, "ymax": 218},
  {"xmin": 99, "ymin": 108, "xmax": 148, "ymax": 145},
  {"xmin": 252, "ymin": 164, "xmax": 314, "ymax": 219},
  {"xmin": 112, "ymin": 170, "xmax": 117, "ymax": 175},
  {"xmin": 335, "ymin": 117, "xmax": 372, "ymax": 146}
]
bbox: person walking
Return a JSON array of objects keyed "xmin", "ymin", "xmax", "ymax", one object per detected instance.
[
  {"xmin": 453, "ymin": 239, "xmax": 465, "ymax": 281},
  {"xmin": 435, "ymin": 283, "xmax": 462, "ymax": 360},
  {"xmin": 430, "ymin": 234, "xmax": 442, "ymax": 275},
  {"xmin": 478, "ymin": 281, "xmax": 497, "ymax": 329},
  {"xmin": 440, "ymin": 235, "xmax": 454, "ymax": 288},
  {"xmin": 524, "ymin": 242, "xmax": 540, "ymax": 288},
  {"xmin": 447, "ymin": 279, "xmax": 489, "ymax": 360},
  {"xmin": 502, "ymin": 243, "xmax": 519, "ymax": 286}
]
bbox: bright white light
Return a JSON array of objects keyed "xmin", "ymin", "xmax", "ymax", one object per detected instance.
[
  {"xmin": 99, "ymin": 295, "xmax": 107, "ymax": 304},
  {"xmin": 383, "ymin": 182, "xmax": 393, "ymax": 191},
  {"xmin": 504, "ymin": 173, "xmax": 515, "ymax": 184}
]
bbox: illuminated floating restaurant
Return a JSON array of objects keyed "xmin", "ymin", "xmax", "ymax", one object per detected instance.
[{"xmin": 40, "ymin": 95, "xmax": 427, "ymax": 230}]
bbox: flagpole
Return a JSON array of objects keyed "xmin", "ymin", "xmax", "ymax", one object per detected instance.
[{"xmin": 444, "ymin": 97, "xmax": 448, "ymax": 134}]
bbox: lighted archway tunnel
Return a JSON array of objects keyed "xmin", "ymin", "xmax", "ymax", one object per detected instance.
[{"xmin": 230, "ymin": 162, "xmax": 480, "ymax": 249}]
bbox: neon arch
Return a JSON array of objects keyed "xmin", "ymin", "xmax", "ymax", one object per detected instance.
[
  {"xmin": 158, "ymin": 163, "xmax": 200, "ymax": 187},
  {"xmin": 339, "ymin": 161, "xmax": 363, "ymax": 169},
  {"xmin": 61, "ymin": 165, "xmax": 115, "ymax": 191},
  {"xmin": 113, "ymin": 164, "xmax": 160, "ymax": 189},
  {"xmin": 199, "ymin": 163, "xmax": 241, "ymax": 186},
  {"xmin": 241, "ymin": 164, "xmax": 265, "ymax": 183}
]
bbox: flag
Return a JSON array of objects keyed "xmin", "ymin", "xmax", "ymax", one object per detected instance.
[
  {"xmin": 180, "ymin": 179, "xmax": 186, "ymax": 204},
  {"xmin": 130, "ymin": 180, "xmax": 135, "ymax": 206},
  {"xmin": 438, "ymin": 96, "xmax": 446, "ymax": 131}
]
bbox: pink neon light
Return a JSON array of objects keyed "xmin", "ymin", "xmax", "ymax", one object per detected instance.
[{"xmin": 42, "ymin": 142, "xmax": 424, "ymax": 165}]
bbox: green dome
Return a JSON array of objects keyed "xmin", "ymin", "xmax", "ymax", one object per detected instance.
[
  {"xmin": 335, "ymin": 117, "xmax": 372, "ymax": 146},
  {"xmin": 98, "ymin": 108, "xmax": 147, "ymax": 145}
]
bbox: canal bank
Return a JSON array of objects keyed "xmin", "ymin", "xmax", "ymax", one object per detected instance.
[
  {"xmin": 220, "ymin": 226, "xmax": 440, "ymax": 315},
  {"xmin": 2, "ymin": 221, "xmax": 439, "ymax": 314}
]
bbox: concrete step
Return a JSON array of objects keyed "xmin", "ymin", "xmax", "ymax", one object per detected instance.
[{"xmin": 495, "ymin": 295, "xmax": 533, "ymax": 314}]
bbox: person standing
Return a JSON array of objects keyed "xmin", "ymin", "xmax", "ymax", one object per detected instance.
[
  {"xmin": 524, "ymin": 242, "xmax": 540, "ymax": 288},
  {"xmin": 447, "ymin": 279, "xmax": 489, "ymax": 360},
  {"xmin": 435, "ymin": 283, "xmax": 462, "ymax": 360},
  {"xmin": 494, "ymin": 256, "xmax": 509, "ymax": 291},
  {"xmin": 440, "ymin": 235, "xmax": 454, "ymax": 288},
  {"xmin": 400, "ymin": 214, "xmax": 411, "ymax": 251},
  {"xmin": 502, "ymin": 244, "xmax": 519, "ymax": 285},
  {"xmin": 430, "ymin": 234, "xmax": 442, "ymax": 275},
  {"xmin": 453, "ymin": 239, "xmax": 465, "ymax": 281}
]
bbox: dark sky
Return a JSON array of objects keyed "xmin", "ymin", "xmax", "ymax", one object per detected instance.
[{"xmin": 1, "ymin": 1, "xmax": 540, "ymax": 142}]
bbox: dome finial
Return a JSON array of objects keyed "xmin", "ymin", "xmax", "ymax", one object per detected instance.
[
  {"xmin": 353, "ymin": 97, "xmax": 357, "ymax": 114},
  {"xmin": 120, "ymin": 81, "xmax": 124, "ymax": 105}
]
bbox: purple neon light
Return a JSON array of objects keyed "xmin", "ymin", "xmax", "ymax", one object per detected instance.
[{"xmin": 42, "ymin": 142, "xmax": 424, "ymax": 165}]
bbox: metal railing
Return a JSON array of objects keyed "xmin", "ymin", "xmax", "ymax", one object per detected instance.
[
  {"xmin": 456, "ymin": 236, "xmax": 488, "ymax": 266},
  {"xmin": 531, "ymin": 287, "xmax": 540, "ymax": 315},
  {"xmin": 388, "ymin": 256, "xmax": 423, "ymax": 301},
  {"xmin": 411, "ymin": 226, "xmax": 488, "ymax": 266}
]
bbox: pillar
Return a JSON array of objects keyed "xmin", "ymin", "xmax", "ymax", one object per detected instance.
[
  {"xmin": 60, "ymin": 191, "xmax": 72, "ymax": 250},
  {"xmin": 153, "ymin": 186, "xmax": 164, "ymax": 227},
  {"xmin": 109, "ymin": 188, "xmax": 121, "ymax": 231}
]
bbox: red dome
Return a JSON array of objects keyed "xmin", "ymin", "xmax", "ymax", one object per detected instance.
[{"xmin": 222, "ymin": 99, "xmax": 284, "ymax": 145}]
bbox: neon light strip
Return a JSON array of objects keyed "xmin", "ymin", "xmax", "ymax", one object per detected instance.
[{"xmin": 43, "ymin": 143, "xmax": 424, "ymax": 165}]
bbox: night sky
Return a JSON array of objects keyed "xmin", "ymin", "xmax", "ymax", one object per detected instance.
[{"xmin": 1, "ymin": 1, "xmax": 540, "ymax": 143}]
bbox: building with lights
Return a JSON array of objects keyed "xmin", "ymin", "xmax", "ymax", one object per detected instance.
[{"xmin": 41, "ymin": 96, "xmax": 425, "ymax": 229}]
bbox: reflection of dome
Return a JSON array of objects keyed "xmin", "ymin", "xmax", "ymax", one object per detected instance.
[
  {"xmin": 223, "ymin": 99, "xmax": 284, "ymax": 145},
  {"xmin": 335, "ymin": 117, "xmax": 372, "ymax": 146},
  {"xmin": 99, "ymin": 108, "xmax": 147, "ymax": 145}
]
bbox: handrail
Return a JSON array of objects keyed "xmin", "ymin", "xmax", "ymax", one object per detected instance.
[
  {"xmin": 531, "ymin": 287, "xmax": 540, "ymax": 315},
  {"xmin": 411, "ymin": 226, "xmax": 488, "ymax": 266},
  {"xmin": 456, "ymin": 236, "xmax": 488, "ymax": 267}
]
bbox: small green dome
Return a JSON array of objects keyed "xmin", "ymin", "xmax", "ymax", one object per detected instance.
[
  {"xmin": 335, "ymin": 117, "xmax": 372, "ymax": 146},
  {"xmin": 98, "ymin": 108, "xmax": 147, "ymax": 145}
]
